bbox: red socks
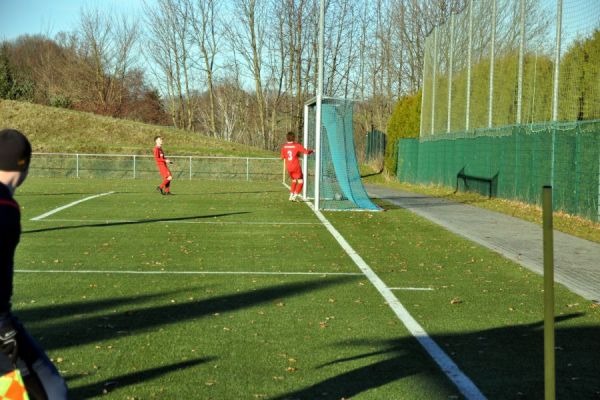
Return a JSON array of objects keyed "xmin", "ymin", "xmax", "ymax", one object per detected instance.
[{"xmin": 290, "ymin": 181, "xmax": 297, "ymax": 194}]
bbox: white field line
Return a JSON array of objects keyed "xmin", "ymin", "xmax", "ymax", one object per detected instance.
[
  {"xmin": 388, "ymin": 287, "xmax": 435, "ymax": 291},
  {"xmin": 30, "ymin": 192, "xmax": 115, "ymax": 221},
  {"xmin": 304, "ymin": 201, "xmax": 486, "ymax": 400},
  {"xmin": 15, "ymin": 269, "xmax": 362, "ymax": 276},
  {"xmin": 30, "ymin": 218, "xmax": 318, "ymax": 226}
]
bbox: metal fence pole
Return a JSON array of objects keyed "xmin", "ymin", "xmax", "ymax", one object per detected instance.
[
  {"xmin": 466, "ymin": 0, "xmax": 473, "ymax": 131},
  {"xmin": 133, "ymin": 155, "xmax": 136, "ymax": 179},
  {"xmin": 431, "ymin": 27, "xmax": 438, "ymax": 135},
  {"xmin": 552, "ymin": 0, "xmax": 563, "ymax": 123},
  {"xmin": 448, "ymin": 13, "xmax": 455, "ymax": 133},
  {"xmin": 76, "ymin": 153, "xmax": 80, "ymax": 178},
  {"xmin": 517, "ymin": 0, "xmax": 526, "ymax": 125},
  {"xmin": 551, "ymin": 0, "xmax": 563, "ymax": 189},
  {"xmin": 488, "ymin": 0, "xmax": 497, "ymax": 128},
  {"xmin": 246, "ymin": 157, "xmax": 250, "ymax": 181},
  {"xmin": 189, "ymin": 156, "xmax": 192, "ymax": 180}
]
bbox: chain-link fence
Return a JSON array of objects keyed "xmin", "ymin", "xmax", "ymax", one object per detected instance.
[
  {"xmin": 421, "ymin": 0, "xmax": 600, "ymax": 135},
  {"xmin": 30, "ymin": 153, "xmax": 284, "ymax": 182},
  {"xmin": 402, "ymin": 0, "xmax": 600, "ymax": 222}
]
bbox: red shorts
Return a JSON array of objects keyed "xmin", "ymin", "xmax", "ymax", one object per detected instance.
[
  {"xmin": 158, "ymin": 165, "xmax": 172, "ymax": 178},
  {"xmin": 288, "ymin": 169, "xmax": 303, "ymax": 180}
]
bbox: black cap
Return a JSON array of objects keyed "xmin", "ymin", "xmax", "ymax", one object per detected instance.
[{"xmin": 0, "ymin": 129, "xmax": 32, "ymax": 171}]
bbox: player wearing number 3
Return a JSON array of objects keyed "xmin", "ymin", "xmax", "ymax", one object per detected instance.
[{"xmin": 281, "ymin": 132, "xmax": 313, "ymax": 202}]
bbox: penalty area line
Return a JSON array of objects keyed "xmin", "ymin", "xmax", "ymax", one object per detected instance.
[
  {"xmin": 30, "ymin": 192, "xmax": 115, "ymax": 221},
  {"xmin": 15, "ymin": 269, "xmax": 362, "ymax": 276},
  {"xmin": 303, "ymin": 200, "xmax": 485, "ymax": 400}
]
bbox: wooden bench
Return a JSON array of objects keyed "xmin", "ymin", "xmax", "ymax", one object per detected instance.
[{"xmin": 454, "ymin": 168, "xmax": 498, "ymax": 198}]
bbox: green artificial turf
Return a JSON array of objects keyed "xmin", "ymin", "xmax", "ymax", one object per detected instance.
[{"xmin": 9, "ymin": 177, "xmax": 600, "ymax": 399}]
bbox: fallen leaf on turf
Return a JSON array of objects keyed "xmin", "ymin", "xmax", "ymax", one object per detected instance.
[{"xmin": 450, "ymin": 297, "xmax": 462, "ymax": 304}]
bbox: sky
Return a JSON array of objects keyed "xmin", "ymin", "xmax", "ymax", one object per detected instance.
[{"xmin": 0, "ymin": 0, "xmax": 149, "ymax": 42}]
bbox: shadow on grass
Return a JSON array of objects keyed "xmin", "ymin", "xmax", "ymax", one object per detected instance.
[
  {"xmin": 67, "ymin": 358, "xmax": 215, "ymax": 399},
  {"xmin": 22, "ymin": 211, "xmax": 250, "ymax": 234},
  {"xmin": 21, "ymin": 277, "xmax": 355, "ymax": 352},
  {"xmin": 272, "ymin": 313, "xmax": 600, "ymax": 399}
]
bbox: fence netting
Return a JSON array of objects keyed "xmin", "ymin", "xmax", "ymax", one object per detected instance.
[{"xmin": 397, "ymin": 120, "xmax": 600, "ymax": 221}]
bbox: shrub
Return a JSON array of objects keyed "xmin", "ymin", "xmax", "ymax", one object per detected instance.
[{"xmin": 385, "ymin": 92, "xmax": 421, "ymax": 175}]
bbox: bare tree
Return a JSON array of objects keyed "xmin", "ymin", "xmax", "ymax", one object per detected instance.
[
  {"xmin": 77, "ymin": 7, "xmax": 139, "ymax": 115},
  {"xmin": 227, "ymin": 0, "xmax": 269, "ymax": 147},
  {"xmin": 188, "ymin": 0, "xmax": 224, "ymax": 137},
  {"xmin": 143, "ymin": 0, "xmax": 194, "ymax": 129}
]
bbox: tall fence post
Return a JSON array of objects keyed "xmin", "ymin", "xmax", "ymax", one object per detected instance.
[
  {"xmin": 552, "ymin": 0, "xmax": 563, "ymax": 123},
  {"xmin": 488, "ymin": 0, "xmax": 497, "ymax": 128},
  {"xmin": 465, "ymin": 0, "xmax": 473, "ymax": 131},
  {"xmin": 246, "ymin": 157, "xmax": 250, "ymax": 181},
  {"xmin": 189, "ymin": 156, "xmax": 192, "ymax": 180},
  {"xmin": 133, "ymin": 155, "xmax": 136, "ymax": 179},
  {"xmin": 447, "ymin": 13, "xmax": 455, "ymax": 133},
  {"xmin": 76, "ymin": 153, "xmax": 80, "ymax": 178},
  {"xmin": 516, "ymin": 0, "xmax": 526, "ymax": 125},
  {"xmin": 431, "ymin": 27, "xmax": 438, "ymax": 135}
]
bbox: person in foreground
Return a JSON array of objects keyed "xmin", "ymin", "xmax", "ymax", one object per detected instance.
[
  {"xmin": 153, "ymin": 136, "xmax": 173, "ymax": 195},
  {"xmin": 281, "ymin": 131, "xmax": 313, "ymax": 201},
  {"xmin": 0, "ymin": 129, "xmax": 69, "ymax": 399}
]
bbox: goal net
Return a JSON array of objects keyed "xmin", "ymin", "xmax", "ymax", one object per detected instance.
[{"xmin": 303, "ymin": 97, "xmax": 381, "ymax": 211}]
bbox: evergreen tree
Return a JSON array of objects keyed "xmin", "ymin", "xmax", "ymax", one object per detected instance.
[{"xmin": 0, "ymin": 45, "xmax": 14, "ymax": 99}]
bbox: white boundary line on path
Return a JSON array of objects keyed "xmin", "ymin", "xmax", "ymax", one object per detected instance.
[
  {"xmin": 30, "ymin": 218, "xmax": 318, "ymax": 226},
  {"xmin": 30, "ymin": 192, "xmax": 115, "ymax": 221},
  {"xmin": 305, "ymin": 201, "xmax": 486, "ymax": 400},
  {"xmin": 15, "ymin": 269, "xmax": 362, "ymax": 276}
]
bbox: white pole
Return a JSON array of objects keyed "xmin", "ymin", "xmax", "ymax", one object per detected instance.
[
  {"xmin": 76, "ymin": 153, "xmax": 80, "ymax": 178},
  {"xmin": 488, "ymin": 0, "xmax": 497, "ymax": 128},
  {"xmin": 447, "ymin": 14, "xmax": 455, "ymax": 133},
  {"xmin": 303, "ymin": 103, "xmax": 309, "ymax": 199},
  {"xmin": 466, "ymin": 0, "xmax": 473, "ymax": 131},
  {"xmin": 246, "ymin": 157, "xmax": 249, "ymax": 181},
  {"xmin": 517, "ymin": 0, "xmax": 526, "ymax": 125},
  {"xmin": 133, "ymin": 155, "xmax": 136, "ymax": 179},
  {"xmin": 551, "ymin": 0, "xmax": 562, "ymax": 189},
  {"xmin": 431, "ymin": 27, "xmax": 438, "ymax": 135},
  {"xmin": 189, "ymin": 156, "xmax": 192, "ymax": 180},
  {"xmin": 315, "ymin": 0, "xmax": 325, "ymax": 211},
  {"xmin": 552, "ymin": 0, "xmax": 563, "ymax": 122}
]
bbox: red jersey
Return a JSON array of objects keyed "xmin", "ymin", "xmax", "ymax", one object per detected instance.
[
  {"xmin": 281, "ymin": 142, "xmax": 312, "ymax": 173},
  {"xmin": 153, "ymin": 146, "xmax": 167, "ymax": 167}
]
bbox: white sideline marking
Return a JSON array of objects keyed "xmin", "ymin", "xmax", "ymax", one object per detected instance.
[
  {"xmin": 305, "ymin": 201, "xmax": 486, "ymax": 400},
  {"xmin": 31, "ymin": 218, "xmax": 318, "ymax": 226},
  {"xmin": 388, "ymin": 287, "xmax": 435, "ymax": 291},
  {"xmin": 30, "ymin": 192, "xmax": 115, "ymax": 221},
  {"xmin": 15, "ymin": 269, "xmax": 362, "ymax": 276}
]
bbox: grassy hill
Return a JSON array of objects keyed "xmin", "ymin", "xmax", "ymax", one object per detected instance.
[{"xmin": 0, "ymin": 100, "xmax": 276, "ymax": 157}]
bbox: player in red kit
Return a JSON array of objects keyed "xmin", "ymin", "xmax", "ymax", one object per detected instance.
[
  {"xmin": 153, "ymin": 136, "xmax": 173, "ymax": 195},
  {"xmin": 281, "ymin": 132, "xmax": 313, "ymax": 201}
]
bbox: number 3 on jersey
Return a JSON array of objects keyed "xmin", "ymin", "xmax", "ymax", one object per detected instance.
[{"xmin": 287, "ymin": 150, "xmax": 293, "ymax": 161}]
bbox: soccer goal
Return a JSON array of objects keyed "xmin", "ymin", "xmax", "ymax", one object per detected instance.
[{"xmin": 302, "ymin": 97, "xmax": 381, "ymax": 211}]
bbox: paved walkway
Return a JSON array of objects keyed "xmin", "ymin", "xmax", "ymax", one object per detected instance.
[{"xmin": 365, "ymin": 184, "xmax": 600, "ymax": 302}]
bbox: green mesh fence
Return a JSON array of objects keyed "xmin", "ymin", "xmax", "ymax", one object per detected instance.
[
  {"xmin": 29, "ymin": 154, "xmax": 283, "ymax": 182},
  {"xmin": 397, "ymin": 120, "xmax": 600, "ymax": 222}
]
